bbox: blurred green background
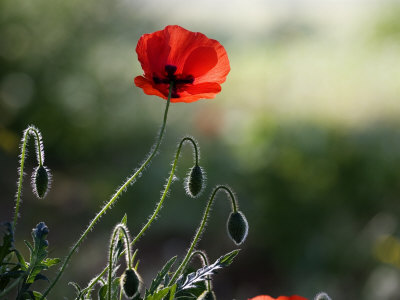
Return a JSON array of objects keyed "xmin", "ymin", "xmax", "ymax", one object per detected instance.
[{"xmin": 1, "ymin": 0, "xmax": 400, "ymax": 299}]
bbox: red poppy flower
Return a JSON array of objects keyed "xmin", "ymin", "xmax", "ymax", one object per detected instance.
[
  {"xmin": 248, "ymin": 295, "xmax": 308, "ymax": 300},
  {"xmin": 134, "ymin": 25, "xmax": 230, "ymax": 103}
]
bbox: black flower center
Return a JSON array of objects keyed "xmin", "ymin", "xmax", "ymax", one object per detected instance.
[{"xmin": 153, "ymin": 65, "xmax": 194, "ymax": 98}]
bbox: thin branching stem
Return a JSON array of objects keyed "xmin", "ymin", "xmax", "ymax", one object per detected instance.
[
  {"xmin": 40, "ymin": 84, "xmax": 174, "ymax": 299},
  {"xmin": 169, "ymin": 185, "xmax": 238, "ymax": 285},
  {"xmin": 84, "ymin": 135, "xmax": 199, "ymax": 291}
]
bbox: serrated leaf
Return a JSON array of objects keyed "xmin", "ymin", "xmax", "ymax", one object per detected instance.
[
  {"xmin": 43, "ymin": 257, "xmax": 61, "ymax": 268},
  {"xmin": 218, "ymin": 249, "xmax": 240, "ymax": 266},
  {"xmin": 146, "ymin": 256, "xmax": 177, "ymax": 296},
  {"xmin": 176, "ymin": 250, "xmax": 240, "ymax": 292},
  {"xmin": 24, "ymin": 222, "xmax": 60, "ymax": 284}
]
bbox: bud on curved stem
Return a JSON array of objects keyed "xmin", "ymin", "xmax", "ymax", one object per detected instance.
[
  {"xmin": 227, "ymin": 211, "xmax": 248, "ymax": 245},
  {"xmin": 40, "ymin": 84, "xmax": 175, "ymax": 300},
  {"xmin": 181, "ymin": 137, "xmax": 205, "ymax": 198},
  {"xmin": 169, "ymin": 185, "xmax": 246, "ymax": 285},
  {"xmin": 81, "ymin": 135, "xmax": 204, "ymax": 291},
  {"xmin": 108, "ymin": 224, "xmax": 134, "ymax": 300},
  {"xmin": 13, "ymin": 125, "xmax": 51, "ymax": 234}
]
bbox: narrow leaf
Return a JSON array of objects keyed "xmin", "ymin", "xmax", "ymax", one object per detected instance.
[{"xmin": 147, "ymin": 256, "xmax": 177, "ymax": 295}]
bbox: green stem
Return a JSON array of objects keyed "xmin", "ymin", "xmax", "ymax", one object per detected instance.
[
  {"xmin": 13, "ymin": 126, "xmax": 43, "ymax": 234},
  {"xmin": 169, "ymin": 185, "xmax": 237, "ymax": 285},
  {"xmin": 83, "ymin": 135, "xmax": 199, "ymax": 292},
  {"xmin": 40, "ymin": 84, "xmax": 174, "ymax": 300}
]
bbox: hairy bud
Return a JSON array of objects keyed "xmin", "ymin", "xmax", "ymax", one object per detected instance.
[
  {"xmin": 121, "ymin": 268, "xmax": 141, "ymax": 299},
  {"xmin": 32, "ymin": 165, "xmax": 51, "ymax": 199},
  {"xmin": 186, "ymin": 164, "xmax": 205, "ymax": 198},
  {"xmin": 315, "ymin": 292, "xmax": 332, "ymax": 300},
  {"xmin": 227, "ymin": 211, "xmax": 248, "ymax": 245},
  {"xmin": 198, "ymin": 290, "xmax": 216, "ymax": 300}
]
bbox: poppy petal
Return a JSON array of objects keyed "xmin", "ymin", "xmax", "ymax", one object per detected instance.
[
  {"xmin": 172, "ymin": 82, "xmax": 221, "ymax": 103},
  {"xmin": 134, "ymin": 76, "xmax": 166, "ymax": 99},
  {"xmin": 248, "ymin": 296, "xmax": 308, "ymax": 300},
  {"xmin": 183, "ymin": 46, "xmax": 218, "ymax": 78},
  {"xmin": 248, "ymin": 296, "xmax": 275, "ymax": 300},
  {"xmin": 195, "ymin": 41, "xmax": 230, "ymax": 84},
  {"xmin": 135, "ymin": 25, "xmax": 230, "ymax": 102}
]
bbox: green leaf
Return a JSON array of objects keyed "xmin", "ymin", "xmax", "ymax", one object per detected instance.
[
  {"xmin": 145, "ymin": 286, "xmax": 171, "ymax": 300},
  {"xmin": 15, "ymin": 249, "xmax": 28, "ymax": 270},
  {"xmin": 21, "ymin": 290, "xmax": 47, "ymax": 300},
  {"xmin": 169, "ymin": 284, "xmax": 177, "ymax": 300},
  {"xmin": 145, "ymin": 256, "xmax": 177, "ymax": 296},
  {"xmin": 0, "ymin": 222, "xmax": 13, "ymax": 265},
  {"xmin": 24, "ymin": 240, "xmax": 34, "ymax": 254},
  {"xmin": 98, "ymin": 284, "xmax": 108, "ymax": 300},
  {"xmin": 121, "ymin": 214, "xmax": 128, "ymax": 226},
  {"xmin": 24, "ymin": 222, "xmax": 60, "ymax": 284},
  {"xmin": 176, "ymin": 250, "xmax": 240, "ymax": 292},
  {"xmin": 218, "ymin": 249, "xmax": 240, "ymax": 267},
  {"xmin": 43, "ymin": 257, "xmax": 61, "ymax": 268}
]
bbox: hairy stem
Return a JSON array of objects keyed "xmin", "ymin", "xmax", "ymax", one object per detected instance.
[
  {"xmin": 40, "ymin": 85, "xmax": 174, "ymax": 299},
  {"xmin": 84, "ymin": 135, "xmax": 199, "ymax": 291},
  {"xmin": 169, "ymin": 185, "xmax": 238, "ymax": 285},
  {"xmin": 13, "ymin": 126, "xmax": 43, "ymax": 234}
]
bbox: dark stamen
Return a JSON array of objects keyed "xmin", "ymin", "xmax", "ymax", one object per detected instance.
[
  {"xmin": 153, "ymin": 64, "xmax": 194, "ymax": 98},
  {"xmin": 165, "ymin": 65, "xmax": 177, "ymax": 76}
]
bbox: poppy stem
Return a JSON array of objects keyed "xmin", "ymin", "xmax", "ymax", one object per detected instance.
[
  {"xmin": 40, "ymin": 84, "xmax": 175, "ymax": 299},
  {"xmin": 13, "ymin": 125, "xmax": 44, "ymax": 235},
  {"xmin": 169, "ymin": 185, "xmax": 238, "ymax": 285},
  {"xmin": 82, "ymin": 134, "xmax": 199, "ymax": 294}
]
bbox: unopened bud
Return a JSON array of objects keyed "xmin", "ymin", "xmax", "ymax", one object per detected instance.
[
  {"xmin": 186, "ymin": 164, "xmax": 205, "ymax": 198},
  {"xmin": 32, "ymin": 165, "xmax": 51, "ymax": 199},
  {"xmin": 315, "ymin": 292, "xmax": 332, "ymax": 300},
  {"xmin": 121, "ymin": 268, "xmax": 141, "ymax": 299},
  {"xmin": 198, "ymin": 290, "xmax": 216, "ymax": 300},
  {"xmin": 227, "ymin": 211, "xmax": 248, "ymax": 245}
]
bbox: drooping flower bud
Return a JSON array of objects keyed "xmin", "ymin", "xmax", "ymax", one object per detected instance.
[
  {"xmin": 315, "ymin": 292, "xmax": 332, "ymax": 300},
  {"xmin": 197, "ymin": 290, "xmax": 216, "ymax": 300},
  {"xmin": 186, "ymin": 164, "xmax": 205, "ymax": 198},
  {"xmin": 32, "ymin": 165, "xmax": 51, "ymax": 199},
  {"xmin": 121, "ymin": 268, "xmax": 141, "ymax": 299},
  {"xmin": 227, "ymin": 211, "xmax": 248, "ymax": 245}
]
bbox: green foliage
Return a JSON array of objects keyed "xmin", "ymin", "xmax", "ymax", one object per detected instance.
[
  {"xmin": 145, "ymin": 256, "xmax": 177, "ymax": 297},
  {"xmin": 0, "ymin": 222, "xmax": 23, "ymax": 291},
  {"xmin": 0, "ymin": 222, "xmax": 60, "ymax": 299},
  {"xmin": 176, "ymin": 250, "xmax": 239, "ymax": 292}
]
